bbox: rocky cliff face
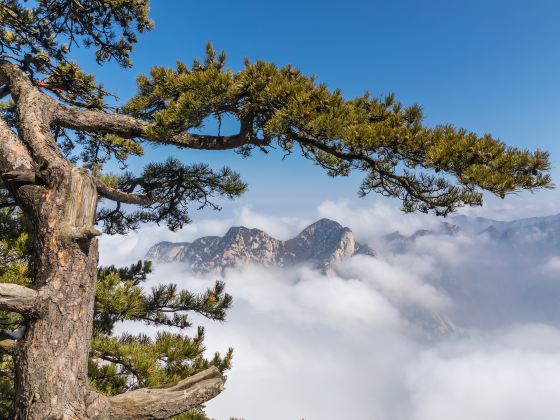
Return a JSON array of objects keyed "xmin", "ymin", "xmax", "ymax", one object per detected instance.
[{"xmin": 146, "ymin": 218, "xmax": 374, "ymax": 273}]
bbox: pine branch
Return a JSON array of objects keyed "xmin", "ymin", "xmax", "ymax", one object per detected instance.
[
  {"xmin": 0, "ymin": 338, "xmax": 14, "ymax": 353},
  {"xmin": 93, "ymin": 177, "xmax": 151, "ymax": 205},
  {"xmin": 0, "ymin": 116, "xmax": 34, "ymax": 177},
  {"xmin": 107, "ymin": 366, "xmax": 224, "ymax": 420},
  {"xmin": 52, "ymin": 104, "xmax": 262, "ymax": 150},
  {"xmin": 0, "ymin": 283, "xmax": 38, "ymax": 315}
]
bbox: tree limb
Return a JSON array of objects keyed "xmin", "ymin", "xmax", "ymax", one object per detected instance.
[
  {"xmin": 0, "ymin": 60, "xmax": 70, "ymax": 171},
  {"xmin": 52, "ymin": 104, "xmax": 262, "ymax": 150},
  {"xmin": 93, "ymin": 177, "xmax": 152, "ymax": 206},
  {"xmin": 0, "ymin": 115, "xmax": 34, "ymax": 175},
  {"xmin": 0, "ymin": 60, "xmax": 37, "ymax": 101},
  {"xmin": 2, "ymin": 170, "xmax": 37, "ymax": 184},
  {"xmin": 0, "ymin": 283, "xmax": 39, "ymax": 315},
  {"xmin": 70, "ymin": 226, "xmax": 102, "ymax": 241},
  {"xmin": 107, "ymin": 366, "xmax": 224, "ymax": 420},
  {"xmin": 0, "ymin": 59, "xmax": 261, "ymax": 151},
  {"xmin": 292, "ymin": 131, "xmax": 465, "ymax": 211},
  {"xmin": 0, "ymin": 338, "xmax": 15, "ymax": 353}
]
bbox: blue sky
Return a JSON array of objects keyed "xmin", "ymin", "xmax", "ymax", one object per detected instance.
[
  {"xmin": 82, "ymin": 0, "xmax": 560, "ymax": 217},
  {"xmin": 93, "ymin": 5, "xmax": 560, "ymax": 417}
]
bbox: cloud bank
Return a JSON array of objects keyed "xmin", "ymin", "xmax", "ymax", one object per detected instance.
[{"xmin": 101, "ymin": 201, "xmax": 560, "ymax": 420}]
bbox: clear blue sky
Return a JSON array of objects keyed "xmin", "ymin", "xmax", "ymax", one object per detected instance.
[{"xmin": 81, "ymin": 0, "xmax": 560, "ymax": 216}]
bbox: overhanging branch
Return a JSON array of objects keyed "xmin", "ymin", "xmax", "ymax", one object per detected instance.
[
  {"xmin": 1, "ymin": 59, "xmax": 263, "ymax": 151},
  {"xmin": 0, "ymin": 283, "xmax": 39, "ymax": 315},
  {"xmin": 93, "ymin": 178, "xmax": 152, "ymax": 206},
  {"xmin": 107, "ymin": 366, "xmax": 225, "ymax": 420},
  {"xmin": 0, "ymin": 338, "xmax": 15, "ymax": 353},
  {"xmin": 52, "ymin": 104, "xmax": 263, "ymax": 150},
  {"xmin": 2, "ymin": 170, "xmax": 38, "ymax": 185}
]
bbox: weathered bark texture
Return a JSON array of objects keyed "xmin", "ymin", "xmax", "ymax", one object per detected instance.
[
  {"xmin": 107, "ymin": 366, "xmax": 224, "ymax": 420},
  {"xmin": 0, "ymin": 283, "xmax": 38, "ymax": 315},
  {"xmin": 0, "ymin": 60, "xmax": 225, "ymax": 419},
  {"xmin": 13, "ymin": 169, "xmax": 108, "ymax": 419}
]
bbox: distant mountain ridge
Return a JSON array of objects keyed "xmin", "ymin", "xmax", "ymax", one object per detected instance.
[
  {"xmin": 384, "ymin": 222, "xmax": 460, "ymax": 251},
  {"xmin": 146, "ymin": 218, "xmax": 374, "ymax": 273},
  {"xmin": 385, "ymin": 213, "xmax": 560, "ymax": 253}
]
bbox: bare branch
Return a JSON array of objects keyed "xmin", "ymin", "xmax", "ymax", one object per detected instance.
[
  {"xmin": 52, "ymin": 106, "xmax": 148, "ymax": 138},
  {"xmin": 1, "ymin": 59, "xmax": 263, "ymax": 152},
  {"xmin": 0, "ymin": 283, "xmax": 39, "ymax": 315},
  {"xmin": 0, "ymin": 110, "xmax": 46, "ymax": 216},
  {"xmin": 159, "ymin": 130, "xmax": 258, "ymax": 150},
  {"xmin": 0, "ymin": 338, "xmax": 15, "ymax": 353},
  {"xmin": 70, "ymin": 226, "xmax": 102, "ymax": 241},
  {"xmin": 292, "ymin": 131, "xmax": 451, "ymax": 210},
  {"xmin": 93, "ymin": 177, "xmax": 152, "ymax": 205},
  {"xmin": 52, "ymin": 104, "xmax": 263, "ymax": 150},
  {"xmin": 107, "ymin": 366, "xmax": 225, "ymax": 420},
  {"xmin": 0, "ymin": 60, "xmax": 37, "ymax": 100},
  {"xmin": 0, "ymin": 60, "xmax": 70, "ymax": 170},
  {"xmin": 2, "ymin": 170, "xmax": 37, "ymax": 184},
  {"xmin": 0, "ymin": 115, "xmax": 34, "ymax": 174}
]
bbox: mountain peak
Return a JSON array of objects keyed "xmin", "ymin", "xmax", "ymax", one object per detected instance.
[
  {"xmin": 304, "ymin": 218, "xmax": 343, "ymax": 229},
  {"xmin": 224, "ymin": 225, "xmax": 265, "ymax": 234},
  {"xmin": 146, "ymin": 219, "xmax": 373, "ymax": 273}
]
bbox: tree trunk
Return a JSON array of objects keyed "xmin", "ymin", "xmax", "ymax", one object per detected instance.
[
  {"xmin": 0, "ymin": 59, "xmax": 225, "ymax": 419},
  {"xmin": 13, "ymin": 169, "xmax": 109, "ymax": 419}
]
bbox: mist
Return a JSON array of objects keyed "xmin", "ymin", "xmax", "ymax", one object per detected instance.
[{"xmin": 100, "ymin": 201, "xmax": 560, "ymax": 420}]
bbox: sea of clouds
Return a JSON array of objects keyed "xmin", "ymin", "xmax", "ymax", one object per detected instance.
[{"xmin": 99, "ymin": 200, "xmax": 560, "ymax": 420}]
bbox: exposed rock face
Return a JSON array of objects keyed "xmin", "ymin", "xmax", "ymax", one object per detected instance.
[{"xmin": 146, "ymin": 218, "xmax": 374, "ymax": 273}]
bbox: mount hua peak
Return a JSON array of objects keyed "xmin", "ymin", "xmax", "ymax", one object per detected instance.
[{"xmin": 146, "ymin": 218, "xmax": 374, "ymax": 273}]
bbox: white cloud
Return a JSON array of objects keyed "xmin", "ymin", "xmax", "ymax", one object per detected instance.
[
  {"xmin": 454, "ymin": 189, "xmax": 560, "ymax": 221},
  {"xmin": 544, "ymin": 256, "xmax": 560, "ymax": 273},
  {"xmin": 406, "ymin": 326, "xmax": 560, "ymax": 420},
  {"xmin": 317, "ymin": 199, "xmax": 438, "ymax": 239},
  {"xmin": 337, "ymin": 255, "xmax": 451, "ymax": 311},
  {"xmin": 198, "ymin": 260, "xmax": 560, "ymax": 420},
  {"xmin": 99, "ymin": 205, "xmax": 312, "ymax": 266},
  {"xmin": 232, "ymin": 206, "xmax": 312, "ymax": 240},
  {"xmin": 101, "ymin": 201, "xmax": 560, "ymax": 420}
]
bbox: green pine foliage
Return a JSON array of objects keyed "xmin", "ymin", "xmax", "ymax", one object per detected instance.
[
  {"xmin": 0, "ymin": 190, "xmax": 32, "ymax": 418},
  {"xmin": 1, "ymin": 2, "xmax": 551, "ymax": 225},
  {"xmin": 0, "ymin": 0, "xmax": 155, "ymax": 183},
  {"xmin": 0, "ymin": 204, "xmax": 233, "ymax": 417},
  {"xmin": 0, "ymin": 2, "xmax": 554, "ymax": 417},
  {"xmin": 91, "ymin": 260, "xmax": 233, "ymax": 394},
  {"xmin": 123, "ymin": 44, "xmax": 551, "ymax": 216},
  {"xmin": 97, "ymin": 159, "xmax": 247, "ymax": 233},
  {"xmin": 0, "ymin": 0, "xmax": 152, "ymax": 106}
]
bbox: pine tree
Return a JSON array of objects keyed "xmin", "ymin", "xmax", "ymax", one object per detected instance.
[
  {"xmin": 0, "ymin": 1, "xmax": 552, "ymax": 418},
  {"xmin": 0, "ymin": 197, "xmax": 231, "ymax": 419}
]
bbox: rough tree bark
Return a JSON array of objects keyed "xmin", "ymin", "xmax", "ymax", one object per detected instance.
[{"xmin": 0, "ymin": 61, "xmax": 225, "ymax": 419}]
